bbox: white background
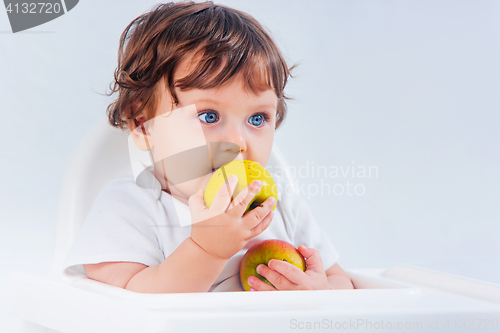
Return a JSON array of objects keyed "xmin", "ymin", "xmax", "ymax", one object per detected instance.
[{"xmin": 1, "ymin": 0, "xmax": 499, "ymax": 331}]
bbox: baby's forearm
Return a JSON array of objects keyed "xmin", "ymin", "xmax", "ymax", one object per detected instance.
[
  {"xmin": 327, "ymin": 274, "xmax": 354, "ymax": 290},
  {"xmin": 125, "ymin": 237, "xmax": 228, "ymax": 293}
]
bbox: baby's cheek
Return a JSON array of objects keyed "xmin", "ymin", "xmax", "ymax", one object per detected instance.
[{"xmin": 172, "ymin": 174, "xmax": 211, "ymax": 201}]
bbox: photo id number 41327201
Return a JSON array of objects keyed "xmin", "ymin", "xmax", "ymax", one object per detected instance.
[{"xmin": 5, "ymin": 2, "xmax": 62, "ymax": 14}]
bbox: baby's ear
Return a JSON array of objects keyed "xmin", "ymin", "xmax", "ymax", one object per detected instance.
[{"xmin": 129, "ymin": 110, "xmax": 154, "ymax": 152}]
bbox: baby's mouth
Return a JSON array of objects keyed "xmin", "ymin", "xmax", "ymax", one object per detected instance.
[{"xmin": 211, "ymin": 162, "xmax": 227, "ymax": 173}]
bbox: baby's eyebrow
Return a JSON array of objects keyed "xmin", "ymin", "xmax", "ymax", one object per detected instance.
[
  {"xmin": 252, "ymin": 103, "xmax": 277, "ymax": 110},
  {"xmin": 192, "ymin": 98, "xmax": 222, "ymax": 105},
  {"xmin": 193, "ymin": 98, "xmax": 276, "ymax": 111}
]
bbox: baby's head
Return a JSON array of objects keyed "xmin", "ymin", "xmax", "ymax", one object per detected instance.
[{"xmin": 106, "ymin": 1, "xmax": 292, "ymax": 203}]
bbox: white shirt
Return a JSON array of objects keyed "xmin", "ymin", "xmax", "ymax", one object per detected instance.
[{"xmin": 63, "ymin": 168, "xmax": 340, "ymax": 292}]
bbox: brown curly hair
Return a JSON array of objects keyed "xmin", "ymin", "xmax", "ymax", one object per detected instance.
[{"xmin": 106, "ymin": 1, "xmax": 294, "ymax": 132}]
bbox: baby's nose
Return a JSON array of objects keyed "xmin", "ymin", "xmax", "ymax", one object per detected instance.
[
  {"xmin": 217, "ymin": 142, "xmax": 241, "ymax": 154},
  {"xmin": 210, "ymin": 142, "xmax": 242, "ymax": 170},
  {"xmin": 221, "ymin": 128, "xmax": 246, "ymax": 153}
]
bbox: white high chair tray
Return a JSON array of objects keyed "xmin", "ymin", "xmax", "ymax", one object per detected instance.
[{"xmin": 7, "ymin": 264, "xmax": 500, "ymax": 333}]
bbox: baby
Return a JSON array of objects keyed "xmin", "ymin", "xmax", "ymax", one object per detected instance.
[{"xmin": 64, "ymin": 1, "xmax": 354, "ymax": 292}]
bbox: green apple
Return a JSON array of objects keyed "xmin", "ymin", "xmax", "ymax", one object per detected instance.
[
  {"xmin": 204, "ymin": 160, "xmax": 278, "ymax": 214},
  {"xmin": 239, "ymin": 239, "xmax": 306, "ymax": 291}
]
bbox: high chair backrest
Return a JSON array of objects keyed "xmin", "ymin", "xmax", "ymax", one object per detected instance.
[{"xmin": 50, "ymin": 115, "xmax": 296, "ymax": 275}]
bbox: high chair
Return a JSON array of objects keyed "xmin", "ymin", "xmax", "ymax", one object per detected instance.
[{"xmin": 6, "ymin": 116, "xmax": 500, "ymax": 333}]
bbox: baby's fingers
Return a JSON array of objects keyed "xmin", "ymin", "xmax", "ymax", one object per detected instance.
[
  {"xmin": 244, "ymin": 196, "xmax": 276, "ymax": 236},
  {"xmin": 209, "ymin": 175, "xmax": 238, "ymax": 213},
  {"xmin": 298, "ymin": 245, "xmax": 325, "ymax": 274},
  {"xmin": 267, "ymin": 259, "xmax": 306, "ymax": 285},
  {"xmin": 188, "ymin": 188, "xmax": 205, "ymax": 210},
  {"xmin": 254, "ymin": 263, "xmax": 296, "ymax": 290},
  {"xmin": 228, "ymin": 180, "xmax": 263, "ymax": 216},
  {"xmin": 249, "ymin": 209, "xmax": 273, "ymax": 238},
  {"xmin": 188, "ymin": 189, "xmax": 213, "ymax": 224}
]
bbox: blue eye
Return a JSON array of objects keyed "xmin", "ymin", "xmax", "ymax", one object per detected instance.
[
  {"xmin": 198, "ymin": 111, "xmax": 218, "ymax": 124},
  {"xmin": 198, "ymin": 111, "xmax": 269, "ymax": 127},
  {"xmin": 249, "ymin": 114, "xmax": 264, "ymax": 127}
]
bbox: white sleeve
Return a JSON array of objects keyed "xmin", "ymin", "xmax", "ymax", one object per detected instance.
[
  {"xmin": 279, "ymin": 176, "xmax": 340, "ymax": 271},
  {"xmin": 63, "ymin": 177, "xmax": 165, "ymax": 274}
]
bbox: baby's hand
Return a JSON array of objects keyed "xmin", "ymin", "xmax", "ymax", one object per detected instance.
[
  {"xmin": 248, "ymin": 245, "xmax": 330, "ymax": 291},
  {"xmin": 188, "ymin": 175, "xmax": 275, "ymax": 260}
]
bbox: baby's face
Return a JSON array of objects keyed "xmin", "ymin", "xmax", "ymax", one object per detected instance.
[{"xmin": 143, "ymin": 70, "xmax": 278, "ymax": 205}]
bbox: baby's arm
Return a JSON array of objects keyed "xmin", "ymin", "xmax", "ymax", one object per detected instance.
[
  {"xmin": 125, "ymin": 237, "xmax": 229, "ymax": 293},
  {"xmin": 83, "ymin": 239, "xmax": 227, "ymax": 293},
  {"xmin": 85, "ymin": 176, "xmax": 275, "ymax": 293},
  {"xmin": 325, "ymin": 262, "xmax": 354, "ymax": 290},
  {"xmin": 84, "ymin": 262, "xmax": 148, "ymax": 289}
]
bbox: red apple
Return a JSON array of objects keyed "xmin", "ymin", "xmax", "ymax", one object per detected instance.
[{"xmin": 239, "ymin": 239, "xmax": 306, "ymax": 291}]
